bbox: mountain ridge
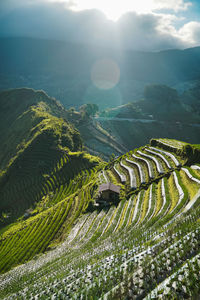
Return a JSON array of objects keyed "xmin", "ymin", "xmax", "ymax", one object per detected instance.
[
  {"xmin": 1, "ymin": 37, "xmax": 200, "ymax": 108},
  {"xmin": 0, "ymin": 88, "xmax": 100, "ymax": 228}
]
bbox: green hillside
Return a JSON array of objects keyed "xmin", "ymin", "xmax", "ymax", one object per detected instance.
[
  {"xmin": 0, "ymin": 88, "xmax": 100, "ymax": 228},
  {"xmin": 0, "ymin": 136, "xmax": 200, "ymax": 299}
]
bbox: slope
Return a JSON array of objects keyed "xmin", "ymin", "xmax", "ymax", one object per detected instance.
[
  {"xmin": 0, "ymin": 88, "xmax": 100, "ymax": 228},
  {"xmin": 97, "ymin": 94, "xmax": 200, "ymax": 151},
  {"xmin": 65, "ymin": 109, "xmax": 128, "ymax": 160},
  {"xmin": 0, "ymin": 138, "xmax": 200, "ymax": 300}
]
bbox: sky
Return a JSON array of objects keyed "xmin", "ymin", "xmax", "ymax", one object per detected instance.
[{"xmin": 0, "ymin": 0, "xmax": 200, "ymax": 51}]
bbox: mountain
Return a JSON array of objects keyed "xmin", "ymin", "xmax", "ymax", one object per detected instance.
[
  {"xmin": 0, "ymin": 88, "xmax": 100, "ymax": 228},
  {"xmin": 0, "ymin": 137, "xmax": 200, "ymax": 299},
  {"xmin": 1, "ymin": 37, "xmax": 200, "ymax": 109},
  {"xmin": 181, "ymin": 82, "xmax": 200, "ymax": 114},
  {"xmin": 96, "ymin": 85, "xmax": 200, "ymax": 152},
  {"xmin": 64, "ymin": 105, "xmax": 128, "ymax": 160}
]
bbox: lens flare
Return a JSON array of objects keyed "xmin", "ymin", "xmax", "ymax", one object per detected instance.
[{"xmin": 91, "ymin": 58, "xmax": 120, "ymax": 90}]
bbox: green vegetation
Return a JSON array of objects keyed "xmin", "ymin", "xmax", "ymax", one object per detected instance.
[
  {"xmin": 0, "ymin": 89, "xmax": 200, "ymax": 299},
  {"xmin": 79, "ymin": 103, "xmax": 99, "ymax": 118},
  {"xmin": 0, "ymin": 88, "xmax": 100, "ymax": 228},
  {"xmin": 0, "ymin": 173, "xmax": 98, "ymax": 274}
]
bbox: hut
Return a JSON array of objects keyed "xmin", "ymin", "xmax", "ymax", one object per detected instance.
[{"xmin": 97, "ymin": 183, "xmax": 120, "ymax": 204}]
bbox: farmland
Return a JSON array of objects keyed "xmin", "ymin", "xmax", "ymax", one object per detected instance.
[{"xmin": 0, "ymin": 137, "xmax": 200, "ymax": 299}]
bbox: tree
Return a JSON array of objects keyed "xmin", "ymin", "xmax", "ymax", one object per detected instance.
[
  {"xmin": 79, "ymin": 103, "xmax": 99, "ymax": 118},
  {"xmin": 68, "ymin": 107, "xmax": 75, "ymax": 117},
  {"xmin": 109, "ymin": 153, "xmax": 116, "ymax": 162}
]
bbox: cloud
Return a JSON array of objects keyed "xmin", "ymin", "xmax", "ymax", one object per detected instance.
[
  {"xmin": 115, "ymin": 12, "xmax": 187, "ymax": 51},
  {"xmin": 152, "ymin": 0, "xmax": 192, "ymax": 12},
  {"xmin": 0, "ymin": 1, "xmax": 114, "ymax": 42},
  {"xmin": 0, "ymin": 0, "xmax": 199, "ymax": 51},
  {"xmin": 178, "ymin": 21, "xmax": 200, "ymax": 45},
  {"xmin": 63, "ymin": 0, "xmax": 192, "ymax": 14}
]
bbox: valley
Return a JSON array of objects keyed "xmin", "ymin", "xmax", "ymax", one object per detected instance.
[
  {"xmin": 0, "ymin": 48, "xmax": 200, "ymax": 299},
  {"xmin": 1, "ymin": 2, "xmax": 200, "ymax": 298},
  {"xmin": 0, "ymin": 91, "xmax": 200, "ymax": 298}
]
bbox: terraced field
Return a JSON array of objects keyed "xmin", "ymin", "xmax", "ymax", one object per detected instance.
[
  {"xmin": 0, "ymin": 88, "xmax": 101, "ymax": 227},
  {"xmin": 0, "ymin": 138, "xmax": 200, "ymax": 299}
]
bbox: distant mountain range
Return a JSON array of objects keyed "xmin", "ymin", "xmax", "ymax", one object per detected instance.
[
  {"xmin": 1, "ymin": 37, "xmax": 200, "ymax": 109},
  {"xmin": 1, "ymin": 38, "xmax": 200, "ymax": 299}
]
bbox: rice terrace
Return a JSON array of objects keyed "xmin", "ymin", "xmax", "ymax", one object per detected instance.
[
  {"xmin": 1, "ymin": 99, "xmax": 200, "ymax": 299},
  {"xmin": 1, "ymin": 0, "xmax": 200, "ymax": 298}
]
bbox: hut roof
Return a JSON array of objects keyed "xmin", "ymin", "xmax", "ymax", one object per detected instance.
[{"xmin": 99, "ymin": 183, "xmax": 120, "ymax": 194}]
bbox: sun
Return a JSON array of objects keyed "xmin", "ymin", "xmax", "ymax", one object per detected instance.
[{"xmin": 69, "ymin": 0, "xmax": 155, "ymax": 21}]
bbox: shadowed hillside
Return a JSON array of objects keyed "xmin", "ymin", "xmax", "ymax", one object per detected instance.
[
  {"xmin": 0, "ymin": 88, "xmax": 100, "ymax": 227},
  {"xmin": 1, "ymin": 38, "xmax": 200, "ymax": 108}
]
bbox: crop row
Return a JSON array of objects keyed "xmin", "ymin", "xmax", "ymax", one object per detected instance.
[{"xmin": 4, "ymin": 204, "xmax": 200, "ymax": 300}]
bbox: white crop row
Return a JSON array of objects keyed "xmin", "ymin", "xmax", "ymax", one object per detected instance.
[
  {"xmin": 120, "ymin": 160, "xmax": 137, "ymax": 189},
  {"xmin": 113, "ymin": 165, "xmax": 126, "ymax": 183},
  {"xmin": 191, "ymin": 164, "xmax": 200, "ymax": 171},
  {"xmin": 137, "ymin": 150, "xmax": 164, "ymax": 175},
  {"xmin": 133, "ymin": 153, "xmax": 154, "ymax": 179},
  {"xmin": 146, "ymin": 148, "xmax": 172, "ymax": 169},
  {"xmin": 126, "ymin": 157, "xmax": 146, "ymax": 184},
  {"xmin": 182, "ymin": 168, "xmax": 200, "ymax": 184},
  {"xmin": 150, "ymin": 146, "xmax": 181, "ymax": 167}
]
